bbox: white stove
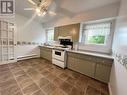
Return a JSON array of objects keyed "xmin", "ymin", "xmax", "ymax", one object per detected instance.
[{"xmin": 52, "ymin": 47, "xmax": 69, "ymax": 68}]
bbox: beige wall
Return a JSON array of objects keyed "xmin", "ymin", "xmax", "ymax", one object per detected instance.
[{"xmin": 110, "ymin": 0, "xmax": 127, "ymax": 95}]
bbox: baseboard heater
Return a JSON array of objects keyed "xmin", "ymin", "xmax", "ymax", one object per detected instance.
[{"xmin": 17, "ymin": 54, "xmax": 39, "ymax": 61}]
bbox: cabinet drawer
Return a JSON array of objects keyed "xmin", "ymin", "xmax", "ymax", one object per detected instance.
[
  {"xmin": 68, "ymin": 52, "xmax": 96, "ymax": 62},
  {"xmin": 68, "ymin": 52, "xmax": 113, "ymax": 64},
  {"xmin": 95, "ymin": 57, "xmax": 113, "ymax": 64}
]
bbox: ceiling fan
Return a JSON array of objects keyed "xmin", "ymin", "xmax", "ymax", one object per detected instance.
[{"xmin": 24, "ymin": 0, "xmax": 57, "ymax": 16}]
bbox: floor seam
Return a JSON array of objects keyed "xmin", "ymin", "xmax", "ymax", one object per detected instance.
[
  {"xmin": 18, "ymin": 64, "xmax": 47, "ymax": 95},
  {"xmin": 1, "ymin": 58, "xmax": 109, "ymax": 95},
  {"xmin": 8, "ymin": 65, "xmax": 25, "ymax": 95},
  {"xmin": 33, "ymin": 64, "xmax": 72, "ymax": 95}
]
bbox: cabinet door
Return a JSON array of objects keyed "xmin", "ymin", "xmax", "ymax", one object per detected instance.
[
  {"xmin": 95, "ymin": 63, "xmax": 112, "ymax": 83},
  {"xmin": 54, "ymin": 23, "xmax": 80, "ymax": 42},
  {"xmin": 67, "ymin": 56, "xmax": 78, "ymax": 70},
  {"xmin": 58, "ymin": 26, "xmax": 71, "ymax": 37},
  {"xmin": 40, "ymin": 49, "xmax": 47, "ymax": 59},
  {"xmin": 72, "ymin": 24, "xmax": 80, "ymax": 42},
  {"xmin": 67, "ymin": 53, "xmax": 96, "ymax": 78},
  {"xmin": 40, "ymin": 47, "xmax": 52, "ymax": 62},
  {"xmin": 77, "ymin": 58, "xmax": 96, "ymax": 78},
  {"xmin": 46, "ymin": 50, "xmax": 52, "ymax": 61}
]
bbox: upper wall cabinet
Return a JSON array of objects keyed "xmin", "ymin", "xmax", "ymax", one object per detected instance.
[{"xmin": 54, "ymin": 23, "xmax": 80, "ymax": 42}]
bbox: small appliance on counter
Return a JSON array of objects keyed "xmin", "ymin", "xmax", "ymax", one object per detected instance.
[{"xmin": 59, "ymin": 38, "xmax": 73, "ymax": 50}]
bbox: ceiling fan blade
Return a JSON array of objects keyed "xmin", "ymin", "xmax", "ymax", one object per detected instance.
[
  {"xmin": 24, "ymin": 8, "xmax": 34, "ymax": 10},
  {"xmin": 40, "ymin": 0, "xmax": 53, "ymax": 8},
  {"xmin": 28, "ymin": 0, "xmax": 36, "ymax": 5},
  {"xmin": 48, "ymin": 11, "xmax": 56, "ymax": 16}
]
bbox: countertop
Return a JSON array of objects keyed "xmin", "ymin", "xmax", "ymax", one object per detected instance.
[
  {"xmin": 67, "ymin": 50, "xmax": 113, "ymax": 59},
  {"xmin": 40, "ymin": 45, "xmax": 114, "ymax": 60},
  {"xmin": 40, "ymin": 45, "xmax": 54, "ymax": 49}
]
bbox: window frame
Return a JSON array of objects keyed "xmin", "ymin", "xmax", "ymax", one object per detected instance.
[
  {"xmin": 83, "ymin": 22, "xmax": 111, "ymax": 46},
  {"xmin": 79, "ymin": 19, "xmax": 115, "ymax": 54}
]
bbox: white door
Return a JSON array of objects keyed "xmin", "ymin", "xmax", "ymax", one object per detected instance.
[{"xmin": 0, "ymin": 20, "xmax": 17, "ymax": 65}]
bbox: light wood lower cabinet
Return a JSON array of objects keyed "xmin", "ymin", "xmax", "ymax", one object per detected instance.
[
  {"xmin": 77, "ymin": 59, "xmax": 96, "ymax": 78},
  {"xmin": 95, "ymin": 62, "xmax": 112, "ymax": 83},
  {"xmin": 67, "ymin": 52, "xmax": 113, "ymax": 83},
  {"xmin": 67, "ymin": 56, "xmax": 79, "ymax": 70},
  {"xmin": 40, "ymin": 47, "xmax": 52, "ymax": 62},
  {"xmin": 67, "ymin": 56, "xmax": 96, "ymax": 78}
]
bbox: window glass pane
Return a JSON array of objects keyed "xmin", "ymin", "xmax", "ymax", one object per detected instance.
[
  {"xmin": 87, "ymin": 35, "xmax": 105, "ymax": 44},
  {"xmin": 82, "ymin": 22, "xmax": 111, "ymax": 45}
]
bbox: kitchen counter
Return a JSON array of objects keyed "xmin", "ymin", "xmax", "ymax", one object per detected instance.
[
  {"xmin": 40, "ymin": 45, "xmax": 114, "ymax": 60},
  {"xmin": 67, "ymin": 50, "xmax": 113, "ymax": 60},
  {"xmin": 39, "ymin": 45, "xmax": 54, "ymax": 49}
]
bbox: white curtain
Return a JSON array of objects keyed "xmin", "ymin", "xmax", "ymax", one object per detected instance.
[{"xmin": 81, "ymin": 22, "xmax": 111, "ymax": 43}]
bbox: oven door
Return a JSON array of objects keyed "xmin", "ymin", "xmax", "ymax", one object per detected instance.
[{"xmin": 52, "ymin": 49, "xmax": 65, "ymax": 61}]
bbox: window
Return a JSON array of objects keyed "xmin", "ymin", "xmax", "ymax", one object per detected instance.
[
  {"xmin": 46, "ymin": 29, "xmax": 54, "ymax": 42},
  {"xmin": 82, "ymin": 22, "xmax": 111, "ymax": 45}
]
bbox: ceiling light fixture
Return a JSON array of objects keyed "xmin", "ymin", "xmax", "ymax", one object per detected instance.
[
  {"xmin": 36, "ymin": 7, "xmax": 41, "ymax": 14},
  {"xmin": 49, "ymin": 11, "xmax": 56, "ymax": 16},
  {"xmin": 42, "ymin": 11, "xmax": 47, "ymax": 16},
  {"xmin": 36, "ymin": 7, "xmax": 47, "ymax": 16}
]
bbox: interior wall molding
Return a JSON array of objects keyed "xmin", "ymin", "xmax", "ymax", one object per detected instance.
[{"xmin": 17, "ymin": 41, "xmax": 42, "ymax": 45}]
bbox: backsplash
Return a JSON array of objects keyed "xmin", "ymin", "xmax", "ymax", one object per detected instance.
[
  {"xmin": 17, "ymin": 41, "xmax": 43, "ymax": 46},
  {"xmin": 114, "ymin": 51, "xmax": 127, "ymax": 70}
]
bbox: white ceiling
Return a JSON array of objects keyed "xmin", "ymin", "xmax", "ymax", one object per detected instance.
[
  {"xmin": 15, "ymin": 0, "xmax": 120, "ymax": 23},
  {"xmin": 61, "ymin": 0, "xmax": 120, "ymax": 13}
]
